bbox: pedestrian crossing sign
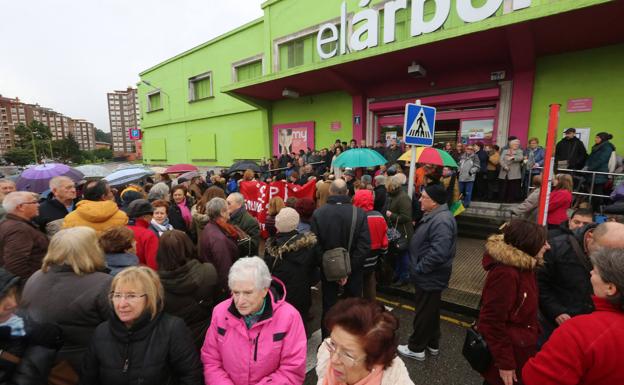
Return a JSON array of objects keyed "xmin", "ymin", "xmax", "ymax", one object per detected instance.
[{"xmin": 404, "ymin": 103, "xmax": 436, "ymax": 146}]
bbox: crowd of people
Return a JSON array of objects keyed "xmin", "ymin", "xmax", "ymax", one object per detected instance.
[{"xmin": 0, "ymin": 131, "xmax": 620, "ymax": 385}]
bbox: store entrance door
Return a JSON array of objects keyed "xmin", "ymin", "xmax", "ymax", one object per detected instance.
[{"xmin": 377, "ymin": 115, "xmax": 460, "ymax": 148}]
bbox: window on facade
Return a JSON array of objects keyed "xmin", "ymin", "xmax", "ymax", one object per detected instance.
[
  {"xmin": 147, "ymin": 92, "xmax": 162, "ymax": 111},
  {"xmin": 188, "ymin": 72, "xmax": 213, "ymax": 102},
  {"xmin": 287, "ymin": 39, "xmax": 305, "ymax": 68},
  {"xmin": 235, "ymin": 60, "xmax": 263, "ymax": 82}
]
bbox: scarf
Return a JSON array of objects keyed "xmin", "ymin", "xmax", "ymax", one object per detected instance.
[
  {"xmin": 215, "ymin": 217, "xmax": 240, "ymax": 240},
  {"xmin": 150, "ymin": 218, "xmax": 173, "ymax": 237},
  {"xmin": 322, "ymin": 362, "xmax": 383, "ymax": 385},
  {"xmin": 177, "ymin": 199, "xmax": 192, "ymax": 227},
  {"xmin": 0, "ymin": 314, "xmax": 26, "ymax": 337}
]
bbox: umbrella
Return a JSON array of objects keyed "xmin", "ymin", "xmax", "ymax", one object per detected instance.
[
  {"xmin": 164, "ymin": 164, "xmax": 198, "ymax": 174},
  {"xmin": 332, "ymin": 148, "xmax": 388, "ymax": 168},
  {"xmin": 227, "ymin": 161, "xmax": 262, "ymax": 174},
  {"xmin": 16, "ymin": 163, "xmax": 84, "ymax": 193},
  {"xmin": 104, "ymin": 168, "xmax": 153, "ymax": 187},
  {"xmin": 150, "ymin": 166, "xmax": 167, "ymax": 174},
  {"xmin": 398, "ymin": 147, "xmax": 458, "ymax": 168},
  {"xmin": 178, "ymin": 171, "xmax": 200, "ymax": 180},
  {"xmin": 75, "ymin": 165, "xmax": 111, "ymax": 179}
]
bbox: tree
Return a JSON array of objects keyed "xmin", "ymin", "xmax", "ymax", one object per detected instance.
[
  {"xmin": 95, "ymin": 129, "xmax": 112, "ymax": 143},
  {"xmin": 4, "ymin": 148, "xmax": 35, "ymax": 166},
  {"xmin": 92, "ymin": 148, "xmax": 113, "ymax": 160},
  {"xmin": 51, "ymin": 133, "xmax": 81, "ymax": 162},
  {"xmin": 13, "ymin": 120, "xmax": 53, "ymax": 159}
]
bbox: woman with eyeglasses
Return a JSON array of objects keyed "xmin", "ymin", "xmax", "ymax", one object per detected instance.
[
  {"xmin": 316, "ymin": 298, "xmax": 414, "ymax": 385},
  {"xmin": 20, "ymin": 227, "xmax": 112, "ymax": 383},
  {"xmin": 201, "ymin": 257, "xmax": 307, "ymax": 385},
  {"xmin": 81, "ymin": 266, "xmax": 203, "ymax": 385}
]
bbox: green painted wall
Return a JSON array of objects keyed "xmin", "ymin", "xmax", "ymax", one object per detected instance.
[
  {"xmin": 272, "ymin": 91, "xmax": 353, "ymax": 150},
  {"xmin": 139, "ymin": 19, "xmax": 268, "ymax": 166},
  {"xmin": 529, "ymin": 44, "xmax": 624, "ymax": 156}
]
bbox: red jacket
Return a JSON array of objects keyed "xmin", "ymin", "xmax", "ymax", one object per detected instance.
[
  {"xmin": 353, "ymin": 190, "xmax": 388, "ymax": 250},
  {"xmin": 478, "ymin": 235, "xmax": 540, "ymax": 385},
  {"xmin": 547, "ymin": 189, "xmax": 572, "ymax": 226},
  {"xmin": 127, "ymin": 218, "xmax": 159, "ymax": 270},
  {"xmin": 523, "ymin": 296, "xmax": 624, "ymax": 385}
]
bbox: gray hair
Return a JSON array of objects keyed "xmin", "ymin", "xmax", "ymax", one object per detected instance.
[
  {"xmin": 206, "ymin": 197, "xmax": 227, "ymax": 220},
  {"xmin": 374, "ymin": 175, "xmax": 386, "ymax": 186},
  {"xmin": 147, "ymin": 182, "xmax": 169, "ymax": 201},
  {"xmin": 386, "ymin": 174, "xmax": 403, "ymax": 192},
  {"xmin": 228, "ymin": 256, "xmax": 272, "ymax": 290},
  {"xmin": 228, "ymin": 192, "xmax": 244, "ymax": 206},
  {"xmin": 0, "ymin": 179, "xmax": 15, "ymax": 187},
  {"xmin": 591, "ymin": 247, "xmax": 624, "ymax": 310},
  {"xmin": 49, "ymin": 176, "xmax": 73, "ymax": 190},
  {"xmin": 510, "ymin": 139, "xmax": 521, "ymax": 146},
  {"xmin": 329, "ymin": 179, "xmax": 348, "ymax": 196},
  {"xmin": 3, "ymin": 191, "xmax": 35, "ymax": 213}
]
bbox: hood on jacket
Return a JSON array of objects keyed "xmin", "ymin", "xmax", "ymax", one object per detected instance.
[
  {"xmin": 483, "ymin": 234, "xmax": 540, "ymax": 271},
  {"xmin": 352, "ymin": 190, "xmax": 374, "ymax": 211},
  {"xmin": 74, "ymin": 200, "xmax": 123, "ymax": 223},
  {"xmin": 158, "ymin": 259, "xmax": 217, "ymax": 295},
  {"xmin": 265, "ymin": 231, "xmax": 317, "ymax": 257}
]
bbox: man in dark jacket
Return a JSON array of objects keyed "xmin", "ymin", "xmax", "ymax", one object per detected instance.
[
  {"xmin": 226, "ymin": 193, "xmax": 260, "ymax": 257},
  {"xmin": 554, "ymin": 128, "xmax": 587, "ymax": 170},
  {"xmin": 538, "ymin": 222, "xmax": 624, "ymax": 343},
  {"xmin": 0, "ymin": 192, "xmax": 49, "ymax": 282},
  {"xmin": 34, "ymin": 176, "xmax": 77, "ymax": 236},
  {"xmin": 311, "ymin": 179, "xmax": 370, "ymax": 338},
  {"xmin": 398, "ymin": 184, "xmax": 457, "ymax": 361},
  {"xmin": 373, "ymin": 175, "xmax": 388, "ymax": 215},
  {"xmin": 385, "ymin": 139, "xmax": 403, "ymax": 165}
]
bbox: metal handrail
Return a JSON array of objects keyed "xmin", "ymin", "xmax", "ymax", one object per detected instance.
[{"xmin": 531, "ymin": 166, "xmax": 624, "ymax": 204}]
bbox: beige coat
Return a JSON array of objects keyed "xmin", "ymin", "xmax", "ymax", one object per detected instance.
[
  {"xmin": 316, "ymin": 180, "xmax": 332, "ymax": 208},
  {"xmin": 316, "ymin": 338, "xmax": 414, "ymax": 385},
  {"xmin": 498, "ymin": 148, "xmax": 524, "ymax": 180}
]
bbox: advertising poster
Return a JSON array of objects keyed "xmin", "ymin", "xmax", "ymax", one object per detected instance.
[
  {"xmin": 385, "ymin": 131, "xmax": 397, "ymax": 146},
  {"xmin": 273, "ymin": 121, "xmax": 315, "ymax": 156},
  {"xmin": 460, "ymin": 119, "xmax": 494, "ymax": 144}
]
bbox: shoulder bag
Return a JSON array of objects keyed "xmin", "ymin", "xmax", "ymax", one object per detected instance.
[
  {"xmin": 322, "ymin": 206, "xmax": 356, "ymax": 282},
  {"xmin": 387, "ymin": 216, "xmax": 409, "ymax": 252},
  {"xmin": 462, "ymin": 323, "xmax": 492, "ymax": 373}
]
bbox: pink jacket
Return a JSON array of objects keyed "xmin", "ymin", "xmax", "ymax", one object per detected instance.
[{"xmin": 201, "ymin": 278, "xmax": 307, "ymax": 385}]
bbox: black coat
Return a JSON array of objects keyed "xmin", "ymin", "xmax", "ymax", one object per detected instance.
[
  {"xmin": 537, "ymin": 226, "xmax": 595, "ymax": 323},
  {"xmin": 33, "ymin": 197, "xmax": 72, "ymax": 233},
  {"xmin": 264, "ymin": 231, "xmax": 319, "ymax": 318},
  {"xmin": 168, "ymin": 199, "xmax": 196, "ymax": 242},
  {"xmin": 158, "ymin": 259, "xmax": 217, "ymax": 348},
  {"xmin": 554, "ymin": 136, "xmax": 587, "ymax": 170},
  {"xmin": 0, "ymin": 320, "xmax": 61, "ymax": 385},
  {"xmin": 311, "ymin": 195, "xmax": 370, "ymax": 272},
  {"xmin": 80, "ymin": 312, "xmax": 202, "ymax": 385},
  {"xmin": 373, "ymin": 185, "xmax": 387, "ymax": 215}
]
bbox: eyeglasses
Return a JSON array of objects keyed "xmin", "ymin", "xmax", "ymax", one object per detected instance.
[
  {"xmin": 324, "ymin": 339, "xmax": 364, "ymax": 367},
  {"xmin": 109, "ymin": 292, "xmax": 147, "ymax": 302}
]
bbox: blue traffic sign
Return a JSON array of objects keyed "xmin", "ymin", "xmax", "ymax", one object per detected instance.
[{"xmin": 403, "ymin": 103, "xmax": 436, "ymax": 146}]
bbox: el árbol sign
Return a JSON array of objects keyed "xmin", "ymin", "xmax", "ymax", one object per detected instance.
[{"xmin": 317, "ymin": 0, "xmax": 532, "ymax": 59}]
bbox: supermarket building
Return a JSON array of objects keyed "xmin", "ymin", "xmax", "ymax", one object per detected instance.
[{"xmin": 138, "ymin": 0, "xmax": 624, "ymax": 166}]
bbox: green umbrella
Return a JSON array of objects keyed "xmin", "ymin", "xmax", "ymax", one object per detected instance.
[{"xmin": 332, "ymin": 148, "xmax": 388, "ymax": 168}]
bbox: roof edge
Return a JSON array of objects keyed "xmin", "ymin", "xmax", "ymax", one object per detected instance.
[{"xmin": 140, "ymin": 17, "xmax": 264, "ymax": 76}]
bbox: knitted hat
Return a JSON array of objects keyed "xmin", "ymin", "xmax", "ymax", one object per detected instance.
[
  {"xmin": 128, "ymin": 199, "xmax": 154, "ymax": 218},
  {"xmin": 424, "ymin": 184, "xmax": 448, "ymax": 205},
  {"xmin": 275, "ymin": 207, "xmax": 300, "ymax": 233}
]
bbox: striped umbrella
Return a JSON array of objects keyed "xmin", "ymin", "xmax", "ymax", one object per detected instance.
[{"xmin": 398, "ymin": 147, "xmax": 458, "ymax": 168}]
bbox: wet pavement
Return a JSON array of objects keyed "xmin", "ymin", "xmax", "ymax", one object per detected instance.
[{"xmin": 303, "ymin": 290, "xmax": 482, "ymax": 385}]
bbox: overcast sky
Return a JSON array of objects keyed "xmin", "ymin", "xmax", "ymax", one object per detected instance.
[{"xmin": 0, "ymin": 0, "xmax": 264, "ymax": 132}]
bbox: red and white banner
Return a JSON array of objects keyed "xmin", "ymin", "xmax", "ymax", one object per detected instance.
[{"xmin": 240, "ymin": 179, "xmax": 316, "ymax": 236}]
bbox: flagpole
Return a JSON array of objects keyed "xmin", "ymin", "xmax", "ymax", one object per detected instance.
[{"xmin": 407, "ymin": 99, "xmax": 421, "ymax": 199}]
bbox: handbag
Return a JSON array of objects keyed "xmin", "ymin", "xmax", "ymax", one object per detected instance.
[
  {"xmin": 462, "ymin": 323, "xmax": 492, "ymax": 373},
  {"xmin": 322, "ymin": 206, "xmax": 356, "ymax": 282},
  {"xmin": 387, "ymin": 217, "xmax": 409, "ymax": 252}
]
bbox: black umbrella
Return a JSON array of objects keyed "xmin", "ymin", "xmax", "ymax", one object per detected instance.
[{"xmin": 227, "ymin": 160, "xmax": 262, "ymax": 174}]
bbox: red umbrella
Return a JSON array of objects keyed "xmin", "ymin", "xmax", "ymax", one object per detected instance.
[{"xmin": 164, "ymin": 164, "xmax": 198, "ymax": 174}]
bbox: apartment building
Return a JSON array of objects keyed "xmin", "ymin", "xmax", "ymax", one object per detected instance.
[
  {"xmin": 69, "ymin": 119, "xmax": 96, "ymax": 151},
  {"xmin": 107, "ymin": 87, "xmax": 140, "ymax": 154}
]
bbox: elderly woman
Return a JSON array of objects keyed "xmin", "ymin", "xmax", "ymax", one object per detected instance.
[
  {"xmin": 523, "ymin": 245, "xmax": 624, "ymax": 385},
  {"xmin": 147, "ymin": 182, "xmax": 170, "ymax": 202},
  {"xmin": 498, "ymin": 139, "xmax": 524, "ymax": 202},
  {"xmin": 385, "ymin": 174, "xmax": 413, "ymax": 286},
  {"xmin": 98, "ymin": 226, "xmax": 139, "ymax": 276},
  {"xmin": 168, "ymin": 185, "xmax": 194, "ymax": 239},
  {"xmin": 200, "ymin": 198, "xmax": 239, "ymax": 294},
  {"xmin": 201, "ymin": 257, "xmax": 307, "ymax": 385},
  {"xmin": 478, "ymin": 219, "xmax": 550, "ymax": 385},
  {"xmin": 20, "ymin": 227, "xmax": 113, "ymax": 379},
  {"xmin": 317, "ymin": 298, "xmax": 413, "ymax": 385},
  {"xmin": 81, "ymin": 266, "xmax": 203, "ymax": 384},
  {"xmin": 149, "ymin": 199, "xmax": 174, "ymax": 237},
  {"xmin": 192, "ymin": 185, "xmax": 226, "ymax": 239},
  {"xmin": 157, "ymin": 230, "xmax": 217, "ymax": 347}
]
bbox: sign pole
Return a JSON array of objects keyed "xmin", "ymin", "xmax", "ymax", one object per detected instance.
[
  {"xmin": 407, "ymin": 99, "xmax": 421, "ymax": 199},
  {"xmin": 537, "ymin": 104, "xmax": 561, "ymax": 226}
]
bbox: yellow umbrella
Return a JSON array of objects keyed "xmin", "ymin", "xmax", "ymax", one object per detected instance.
[{"xmin": 397, "ymin": 147, "xmax": 458, "ymax": 168}]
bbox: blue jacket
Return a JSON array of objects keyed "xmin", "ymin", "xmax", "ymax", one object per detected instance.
[
  {"xmin": 586, "ymin": 141, "xmax": 615, "ymax": 184},
  {"xmin": 409, "ymin": 204, "xmax": 457, "ymax": 291},
  {"xmin": 525, "ymin": 146, "xmax": 545, "ymax": 175}
]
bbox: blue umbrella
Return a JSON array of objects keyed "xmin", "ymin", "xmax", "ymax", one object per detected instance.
[
  {"xmin": 104, "ymin": 168, "xmax": 153, "ymax": 186},
  {"xmin": 332, "ymin": 148, "xmax": 388, "ymax": 168}
]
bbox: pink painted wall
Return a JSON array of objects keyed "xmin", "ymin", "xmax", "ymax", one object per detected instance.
[{"xmin": 508, "ymin": 69, "xmax": 535, "ymax": 142}]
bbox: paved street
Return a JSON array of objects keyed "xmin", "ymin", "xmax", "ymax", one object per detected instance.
[{"xmin": 303, "ymin": 290, "xmax": 482, "ymax": 385}]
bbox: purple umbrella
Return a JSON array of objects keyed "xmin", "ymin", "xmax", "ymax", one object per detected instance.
[{"xmin": 16, "ymin": 163, "xmax": 84, "ymax": 193}]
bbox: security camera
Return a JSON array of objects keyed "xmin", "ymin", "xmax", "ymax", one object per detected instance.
[{"xmin": 408, "ymin": 62, "xmax": 427, "ymax": 78}]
